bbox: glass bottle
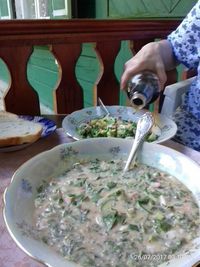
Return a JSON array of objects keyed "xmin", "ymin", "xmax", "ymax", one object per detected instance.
[{"xmin": 126, "ymin": 71, "xmax": 160, "ymax": 110}]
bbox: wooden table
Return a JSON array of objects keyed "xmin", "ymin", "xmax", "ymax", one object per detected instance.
[{"xmin": 0, "ymin": 116, "xmax": 200, "ymax": 267}]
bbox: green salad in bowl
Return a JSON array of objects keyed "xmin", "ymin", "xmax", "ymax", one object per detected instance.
[{"xmin": 78, "ymin": 115, "xmax": 158, "ymax": 142}]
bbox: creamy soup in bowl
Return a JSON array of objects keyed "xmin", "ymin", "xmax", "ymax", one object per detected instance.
[{"xmin": 3, "ymin": 138, "xmax": 200, "ymax": 267}]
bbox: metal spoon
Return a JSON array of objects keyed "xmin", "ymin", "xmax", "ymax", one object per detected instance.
[
  {"xmin": 98, "ymin": 97, "xmax": 110, "ymax": 116},
  {"xmin": 123, "ymin": 112, "xmax": 154, "ymax": 173}
]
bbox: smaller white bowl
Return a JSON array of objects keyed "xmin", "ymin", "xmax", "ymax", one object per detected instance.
[{"xmin": 62, "ymin": 106, "xmax": 177, "ymax": 143}]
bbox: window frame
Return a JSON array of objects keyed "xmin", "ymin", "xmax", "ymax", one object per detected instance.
[
  {"xmin": 3, "ymin": 0, "xmax": 71, "ymax": 20},
  {"xmin": 0, "ymin": 0, "xmax": 12, "ymax": 19}
]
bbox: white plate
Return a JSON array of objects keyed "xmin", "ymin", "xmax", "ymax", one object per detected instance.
[
  {"xmin": 62, "ymin": 106, "xmax": 177, "ymax": 143},
  {"xmin": 0, "ymin": 116, "xmax": 57, "ymax": 152},
  {"xmin": 3, "ymin": 138, "xmax": 200, "ymax": 267}
]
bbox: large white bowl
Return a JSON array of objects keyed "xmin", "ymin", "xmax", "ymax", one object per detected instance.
[{"xmin": 3, "ymin": 138, "xmax": 200, "ymax": 267}]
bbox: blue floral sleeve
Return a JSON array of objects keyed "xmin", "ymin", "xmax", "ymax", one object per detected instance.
[
  {"xmin": 167, "ymin": 1, "xmax": 200, "ymax": 150},
  {"xmin": 167, "ymin": 1, "xmax": 200, "ymax": 69}
]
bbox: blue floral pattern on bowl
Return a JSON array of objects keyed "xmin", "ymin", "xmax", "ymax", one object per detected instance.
[{"xmin": 19, "ymin": 115, "xmax": 57, "ymax": 137}]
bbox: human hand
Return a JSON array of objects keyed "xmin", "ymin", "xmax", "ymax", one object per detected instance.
[{"xmin": 120, "ymin": 42, "xmax": 167, "ymax": 91}]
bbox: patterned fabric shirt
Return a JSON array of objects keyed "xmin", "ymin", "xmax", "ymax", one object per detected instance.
[{"xmin": 167, "ymin": 1, "xmax": 200, "ymax": 121}]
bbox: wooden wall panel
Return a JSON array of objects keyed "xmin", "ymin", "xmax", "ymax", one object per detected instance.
[{"xmin": 0, "ymin": 19, "xmax": 181, "ymax": 115}]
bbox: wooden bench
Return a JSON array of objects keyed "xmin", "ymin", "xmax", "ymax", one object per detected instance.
[{"xmin": 0, "ymin": 19, "xmax": 181, "ymax": 115}]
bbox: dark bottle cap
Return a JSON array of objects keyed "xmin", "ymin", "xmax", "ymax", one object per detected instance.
[
  {"xmin": 129, "ymin": 92, "xmax": 147, "ymax": 109},
  {"xmin": 126, "ymin": 71, "xmax": 160, "ymax": 109}
]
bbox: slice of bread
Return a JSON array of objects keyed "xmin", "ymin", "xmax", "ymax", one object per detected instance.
[
  {"xmin": 0, "ymin": 116, "xmax": 43, "ymax": 147},
  {"xmin": 0, "ymin": 110, "xmax": 18, "ymax": 120}
]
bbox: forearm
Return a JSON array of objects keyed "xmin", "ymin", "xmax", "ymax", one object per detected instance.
[{"xmin": 157, "ymin": 39, "xmax": 178, "ymax": 71}]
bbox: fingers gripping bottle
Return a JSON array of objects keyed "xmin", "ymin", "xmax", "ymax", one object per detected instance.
[{"xmin": 126, "ymin": 71, "xmax": 160, "ymax": 110}]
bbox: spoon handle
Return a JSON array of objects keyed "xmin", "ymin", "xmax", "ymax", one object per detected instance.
[
  {"xmin": 123, "ymin": 112, "xmax": 154, "ymax": 173},
  {"xmin": 98, "ymin": 97, "xmax": 110, "ymax": 116}
]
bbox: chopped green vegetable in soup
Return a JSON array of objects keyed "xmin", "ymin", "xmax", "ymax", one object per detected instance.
[
  {"xmin": 77, "ymin": 116, "xmax": 158, "ymax": 141},
  {"xmin": 34, "ymin": 160, "xmax": 199, "ymax": 267}
]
